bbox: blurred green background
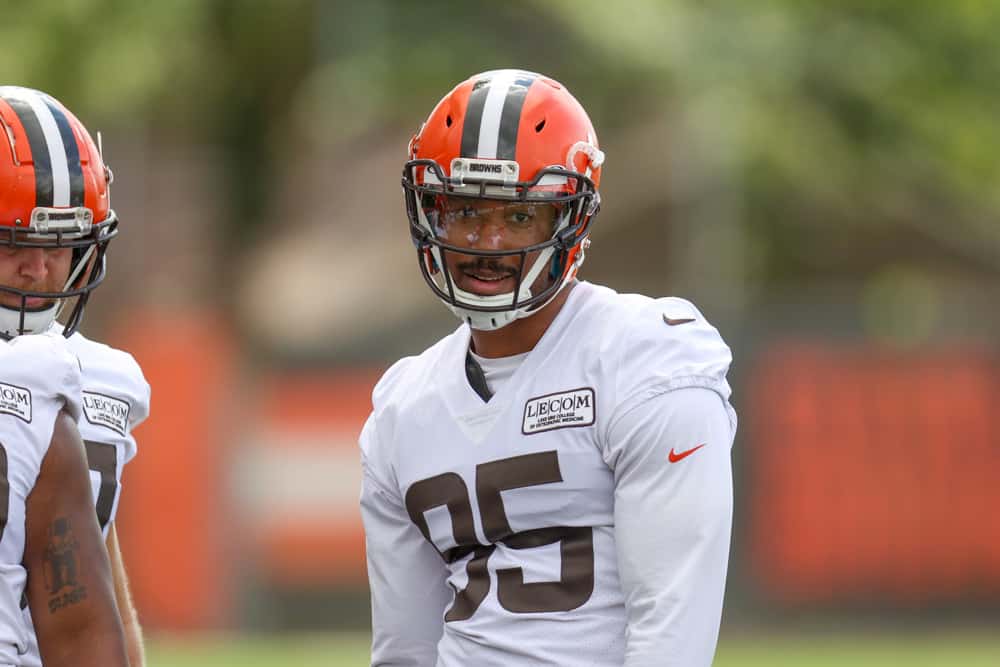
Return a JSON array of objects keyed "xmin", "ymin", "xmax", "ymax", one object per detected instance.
[{"xmin": 4, "ymin": 0, "xmax": 1000, "ymax": 664}]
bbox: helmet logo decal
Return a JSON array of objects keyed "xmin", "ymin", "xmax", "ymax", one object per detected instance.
[
  {"xmin": 450, "ymin": 158, "xmax": 519, "ymax": 185},
  {"xmin": 460, "ymin": 72, "xmax": 538, "ymax": 160},
  {"xmin": 469, "ymin": 162, "xmax": 502, "ymax": 174},
  {"xmin": 0, "ymin": 87, "xmax": 85, "ymax": 208}
]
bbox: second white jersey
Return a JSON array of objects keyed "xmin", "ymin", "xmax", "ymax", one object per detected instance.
[
  {"xmin": 0, "ymin": 335, "xmax": 82, "ymax": 664},
  {"xmin": 362, "ymin": 282, "xmax": 736, "ymax": 666},
  {"xmin": 19, "ymin": 328, "xmax": 149, "ymax": 667},
  {"xmin": 65, "ymin": 330, "xmax": 149, "ymax": 536}
]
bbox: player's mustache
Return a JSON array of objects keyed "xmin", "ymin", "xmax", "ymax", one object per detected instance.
[{"xmin": 457, "ymin": 259, "xmax": 517, "ymax": 277}]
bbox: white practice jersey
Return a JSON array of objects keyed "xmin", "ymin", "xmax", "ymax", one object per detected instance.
[
  {"xmin": 0, "ymin": 335, "xmax": 82, "ymax": 665},
  {"xmin": 361, "ymin": 282, "xmax": 737, "ymax": 667},
  {"xmin": 64, "ymin": 330, "xmax": 149, "ymax": 536},
  {"xmin": 19, "ymin": 328, "xmax": 150, "ymax": 667}
]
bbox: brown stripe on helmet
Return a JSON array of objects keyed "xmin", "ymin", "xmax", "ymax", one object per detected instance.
[
  {"xmin": 42, "ymin": 96, "xmax": 85, "ymax": 207},
  {"xmin": 1, "ymin": 95, "xmax": 53, "ymax": 207},
  {"xmin": 496, "ymin": 75, "xmax": 536, "ymax": 161},
  {"xmin": 460, "ymin": 78, "xmax": 491, "ymax": 158}
]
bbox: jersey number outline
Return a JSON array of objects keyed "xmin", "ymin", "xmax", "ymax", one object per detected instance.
[
  {"xmin": 0, "ymin": 441, "xmax": 116, "ymax": 541},
  {"xmin": 404, "ymin": 450, "xmax": 594, "ymax": 621},
  {"xmin": 84, "ymin": 440, "xmax": 118, "ymax": 531}
]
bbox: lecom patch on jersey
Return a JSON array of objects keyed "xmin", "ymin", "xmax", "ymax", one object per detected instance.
[
  {"xmin": 522, "ymin": 387, "xmax": 595, "ymax": 435},
  {"xmin": 0, "ymin": 382, "xmax": 32, "ymax": 422},
  {"xmin": 81, "ymin": 391, "xmax": 130, "ymax": 436}
]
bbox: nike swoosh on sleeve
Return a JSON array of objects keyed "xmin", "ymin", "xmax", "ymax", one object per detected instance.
[
  {"xmin": 668, "ymin": 444, "xmax": 706, "ymax": 463},
  {"xmin": 662, "ymin": 314, "xmax": 695, "ymax": 326}
]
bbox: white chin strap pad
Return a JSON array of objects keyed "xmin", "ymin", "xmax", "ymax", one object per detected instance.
[
  {"xmin": 443, "ymin": 245, "xmax": 558, "ymax": 331},
  {"xmin": 0, "ymin": 304, "xmax": 58, "ymax": 338}
]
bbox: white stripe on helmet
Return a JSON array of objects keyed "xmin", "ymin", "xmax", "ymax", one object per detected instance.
[
  {"xmin": 476, "ymin": 72, "xmax": 518, "ymax": 160},
  {"xmin": 13, "ymin": 88, "xmax": 71, "ymax": 206}
]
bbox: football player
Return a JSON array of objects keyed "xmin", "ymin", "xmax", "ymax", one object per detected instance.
[
  {"xmin": 360, "ymin": 70, "xmax": 737, "ymax": 666},
  {"xmin": 0, "ymin": 334, "xmax": 129, "ymax": 665},
  {"xmin": 0, "ymin": 86, "xmax": 149, "ymax": 667}
]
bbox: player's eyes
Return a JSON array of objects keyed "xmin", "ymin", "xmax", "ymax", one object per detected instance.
[
  {"xmin": 446, "ymin": 206, "xmax": 482, "ymax": 223},
  {"xmin": 506, "ymin": 205, "xmax": 542, "ymax": 226},
  {"xmin": 439, "ymin": 204, "xmax": 543, "ymax": 227}
]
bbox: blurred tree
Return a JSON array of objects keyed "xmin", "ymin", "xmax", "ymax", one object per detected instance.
[
  {"xmin": 2, "ymin": 0, "xmax": 998, "ymax": 303},
  {"xmin": 531, "ymin": 0, "xmax": 1000, "ymax": 283}
]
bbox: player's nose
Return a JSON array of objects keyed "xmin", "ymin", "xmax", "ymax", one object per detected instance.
[
  {"xmin": 470, "ymin": 216, "xmax": 511, "ymax": 250},
  {"xmin": 16, "ymin": 248, "xmax": 50, "ymax": 281}
]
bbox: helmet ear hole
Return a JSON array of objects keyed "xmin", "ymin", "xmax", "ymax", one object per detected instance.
[
  {"xmin": 534, "ymin": 118, "xmax": 546, "ymax": 133},
  {"xmin": 446, "ymin": 115, "xmax": 453, "ymax": 127}
]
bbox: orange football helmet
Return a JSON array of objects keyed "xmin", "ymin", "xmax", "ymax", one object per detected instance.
[
  {"xmin": 403, "ymin": 70, "xmax": 604, "ymax": 330},
  {"xmin": 0, "ymin": 86, "xmax": 117, "ymax": 337}
]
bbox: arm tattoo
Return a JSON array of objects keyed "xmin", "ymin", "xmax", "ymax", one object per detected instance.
[{"xmin": 43, "ymin": 518, "xmax": 88, "ymax": 613}]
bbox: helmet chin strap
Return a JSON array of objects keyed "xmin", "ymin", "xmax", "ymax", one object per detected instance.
[
  {"xmin": 447, "ymin": 245, "xmax": 561, "ymax": 331},
  {"xmin": 0, "ymin": 303, "xmax": 58, "ymax": 338},
  {"xmin": 460, "ymin": 236, "xmax": 588, "ymax": 331},
  {"xmin": 447, "ymin": 285, "xmax": 532, "ymax": 331}
]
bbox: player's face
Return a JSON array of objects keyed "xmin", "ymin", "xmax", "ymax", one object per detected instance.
[
  {"xmin": 430, "ymin": 196, "xmax": 559, "ymax": 297},
  {"xmin": 0, "ymin": 244, "xmax": 73, "ymax": 310}
]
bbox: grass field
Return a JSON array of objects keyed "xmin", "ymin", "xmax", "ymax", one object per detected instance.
[{"xmin": 147, "ymin": 632, "xmax": 1000, "ymax": 666}]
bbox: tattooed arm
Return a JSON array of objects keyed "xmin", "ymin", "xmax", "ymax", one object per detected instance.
[{"xmin": 24, "ymin": 410, "xmax": 129, "ymax": 667}]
